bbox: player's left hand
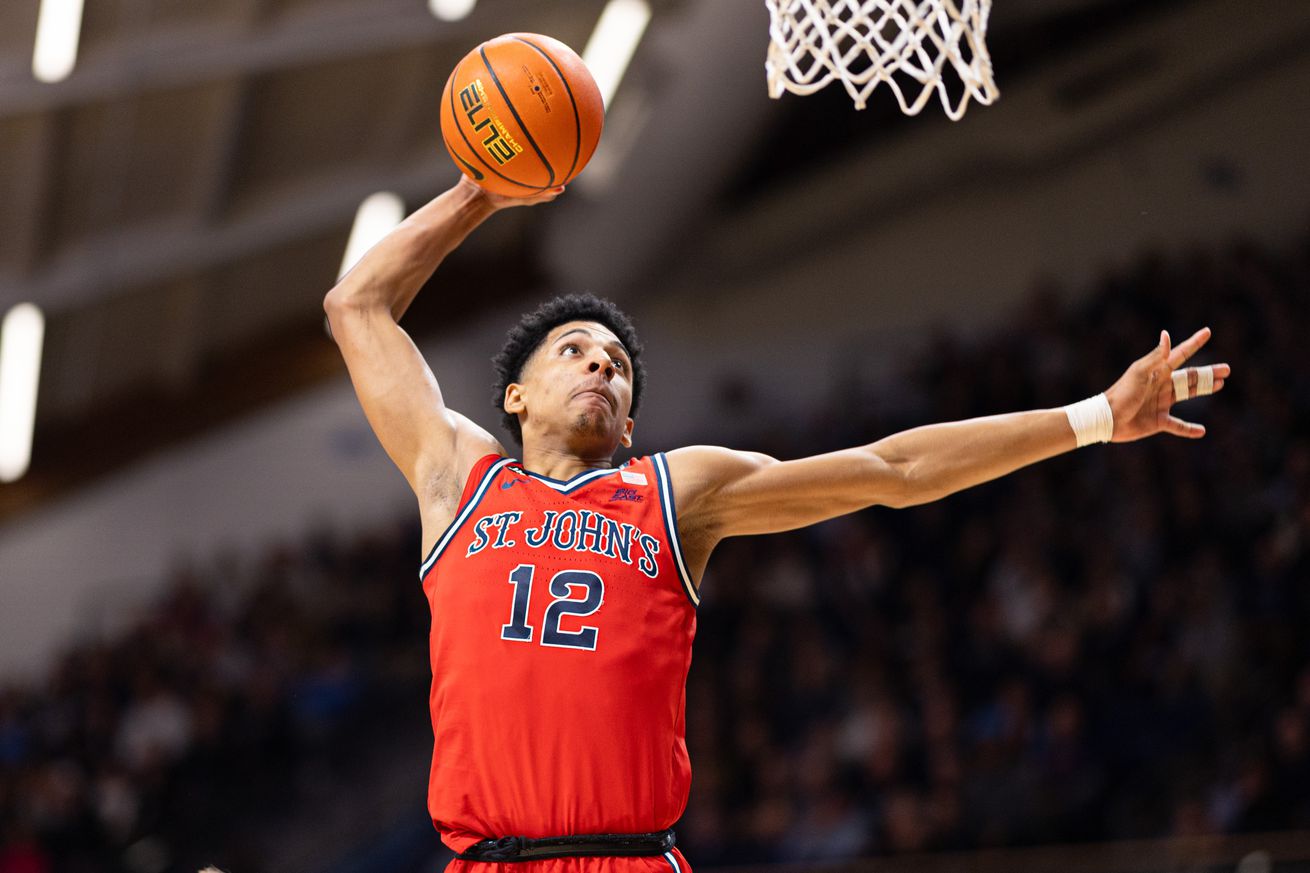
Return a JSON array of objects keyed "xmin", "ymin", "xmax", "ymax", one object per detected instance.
[{"xmin": 1105, "ymin": 327, "xmax": 1230, "ymax": 442}]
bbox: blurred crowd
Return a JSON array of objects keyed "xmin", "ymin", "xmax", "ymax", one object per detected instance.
[
  {"xmin": 0, "ymin": 524, "xmax": 432, "ymax": 873},
  {"xmin": 679, "ymin": 235, "xmax": 1310, "ymax": 863},
  {"xmin": 3, "ymin": 231, "xmax": 1310, "ymax": 873}
]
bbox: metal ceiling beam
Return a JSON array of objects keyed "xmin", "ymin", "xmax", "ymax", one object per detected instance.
[
  {"xmin": 194, "ymin": 79, "xmax": 252, "ymax": 223},
  {"xmin": 0, "ymin": 158, "xmax": 462, "ymax": 314},
  {"xmin": 193, "ymin": 0, "xmax": 271, "ymax": 222},
  {"xmin": 0, "ymin": 1, "xmax": 470, "ymax": 118},
  {"xmin": 3, "ymin": 113, "xmax": 58, "ymax": 279}
]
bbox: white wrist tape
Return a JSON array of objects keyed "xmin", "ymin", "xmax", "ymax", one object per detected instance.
[{"xmin": 1063, "ymin": 393, "xmax": 1114, "ymax": 447}]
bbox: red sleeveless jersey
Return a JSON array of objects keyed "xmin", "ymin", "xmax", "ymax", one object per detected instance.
[{"xmin": 420, "ymin": 453, "xmax": 698, "ymax": 871}]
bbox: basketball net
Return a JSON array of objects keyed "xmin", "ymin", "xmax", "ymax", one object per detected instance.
[{"xmin": 765, "ymin": 0, "xmax": 999, "ymax": 119}]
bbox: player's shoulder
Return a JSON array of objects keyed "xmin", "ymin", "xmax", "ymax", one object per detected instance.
[
  {"xmin": 665, "ymin": 444, "xmax": 776, "ymax": 474},
  {"xmin": 662, "ymin": 445, "xmax": 777, "ymax": 505}
]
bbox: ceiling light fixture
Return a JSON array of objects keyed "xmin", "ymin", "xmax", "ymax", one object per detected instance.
[
  {"xmin": 583, "ymin": 0, "xmax": 652, "ymax": 109},
  {"xmin": 0, "ymin": 303, "xmax": 46, "ymax": 483},
  {"xmin": 32, "ymin": 0, "xmax": 85, "ymax": 84},
  {"xmin": 339, "ymin": 192, "xmax": 406, "ymax": 282},
  {"xmin": 429, "ymin": 0, "xmax": 477, "ymax": 22}
]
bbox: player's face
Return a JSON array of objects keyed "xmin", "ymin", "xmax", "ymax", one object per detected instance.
[{"xmin": 506, "ymin": 321, "xmax": 635, "ymax": 454}]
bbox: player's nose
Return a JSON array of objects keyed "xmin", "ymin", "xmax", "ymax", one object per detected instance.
[{"xmin": 586, "ymin": 353, "xmax": 615, "ymax": 379}]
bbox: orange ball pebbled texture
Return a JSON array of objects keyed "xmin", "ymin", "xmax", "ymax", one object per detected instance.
[{"xmin": 439, "ymin": 33, "xmax": 605, "ymax": 198}]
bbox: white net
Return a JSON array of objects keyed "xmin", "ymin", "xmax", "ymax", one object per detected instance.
[{"xmin": 765, "ymin": 0, "xmax": 999, "ymax": 119}]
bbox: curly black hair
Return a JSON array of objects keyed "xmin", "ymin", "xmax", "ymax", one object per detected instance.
[{"xmin": 491, "ymin": 293, "xmax": 646, "ymax": 445}]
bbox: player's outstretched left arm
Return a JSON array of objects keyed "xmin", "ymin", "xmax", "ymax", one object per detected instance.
[{"xmin": 668, "ymin": 327, "xmax": 1230, "ymax": 542}]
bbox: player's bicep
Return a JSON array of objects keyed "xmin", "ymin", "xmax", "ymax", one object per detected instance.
[
  {"xmin": 326, "ymin": 301, "xmax": 501, "ymax": 487},
  {"xmin": 671, "ymin": 444, "xmax": 901, "ymax": 539}
]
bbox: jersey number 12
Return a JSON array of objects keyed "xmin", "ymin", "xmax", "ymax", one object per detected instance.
[{"xmin": 501, "ymin": 564, "xmax": 603, "ymax": 651}]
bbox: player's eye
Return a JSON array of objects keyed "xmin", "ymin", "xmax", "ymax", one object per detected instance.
[
  {"xmin": 562, "ymin": 344, "xmax": 579, "ymax": 355},
  {"xmin": 611, "ymin": 358, "xmax": 625, "ymax": 371}
]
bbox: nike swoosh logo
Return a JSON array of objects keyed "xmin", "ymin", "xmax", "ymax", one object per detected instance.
[{"xmin": 501, "ymin": 478, "xmax": 519, "ymax": 490}]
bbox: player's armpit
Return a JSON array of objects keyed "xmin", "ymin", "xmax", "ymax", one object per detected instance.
[{"xmin": 665, "ymin": 444, "xmax": 906, "ymax": 541}]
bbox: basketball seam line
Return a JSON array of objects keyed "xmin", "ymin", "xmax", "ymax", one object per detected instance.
[
  {"xmin": 446, "ymin": 53, "xmax": 540, "ymax": 190},
  {"xmin": 512, "ymin": 36, "xmax": 582, "ymax": 186},
  {"xmin": 480, "ymin": 45, "xmax": 556, "ymax": 190},
  {"xmin": 444, "ymin": 138, "xmax": 485, "ymax": 181},
  {"xmin": 440, "ymin": 68, "xmax": 485, "ymax": 181}
]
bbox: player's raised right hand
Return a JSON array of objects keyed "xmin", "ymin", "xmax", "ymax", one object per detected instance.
[{"xmin": 456, "ymin": 175, "xmax": 565, "ymax": 210}]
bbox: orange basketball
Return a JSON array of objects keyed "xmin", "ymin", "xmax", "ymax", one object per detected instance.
[{"xmin": 439, "ymin": 33, "xmax": 605, "ymax": 198}]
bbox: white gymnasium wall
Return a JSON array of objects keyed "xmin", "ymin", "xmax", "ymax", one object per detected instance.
[{"xmin": 1, "ymin": 43, "xmax": 1308, "ymax": 680}]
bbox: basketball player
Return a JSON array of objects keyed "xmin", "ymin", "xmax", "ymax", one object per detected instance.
[{"xmin": 323, "ymin": 177, "xmax": 1229, "ymax": 872}]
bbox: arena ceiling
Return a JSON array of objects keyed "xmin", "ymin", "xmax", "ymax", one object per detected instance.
[{"xmin": 0, "ymin": 0, "xmax": 1297, "ymax": 520}]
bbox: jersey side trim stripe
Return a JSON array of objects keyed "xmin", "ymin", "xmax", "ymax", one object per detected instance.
[
  {"xmin": 419, "ymin": 457, "xmax": 514, "ymax": 578},
  {"xmin": 663, "ymin": 851, "xmax": 682, "ymax": 872},
  {"xmin": 653, "ymin": 452, "xmax": 699, "ymax": 607}
]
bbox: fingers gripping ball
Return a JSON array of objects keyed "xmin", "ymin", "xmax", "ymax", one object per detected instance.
[{"xmin": 440, "ymin": 34, "xmax": 605, "ymax": 198}]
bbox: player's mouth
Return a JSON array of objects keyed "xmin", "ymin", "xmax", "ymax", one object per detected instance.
[{"xmin": 572, "ymin": 386, "xmax": 615, "ymax": 411}]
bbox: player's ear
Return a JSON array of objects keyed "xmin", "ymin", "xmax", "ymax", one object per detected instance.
[
  {"xmin": 619, "ymin": 416, "xmax": 634, "ymax": 448},
  {"xmin": 504, "ymin": 382, "xmax": 526, "ymax": 416}
]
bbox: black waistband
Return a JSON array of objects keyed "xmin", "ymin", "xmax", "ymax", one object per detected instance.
[{"xmin": 456, "ymin": 828, "xmax": 675, "ymax": 863}]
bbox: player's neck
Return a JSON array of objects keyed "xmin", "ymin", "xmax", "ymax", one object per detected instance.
[{"xmin": 519, "ymin": 444, "xmax": 616, "ymax": 481}]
